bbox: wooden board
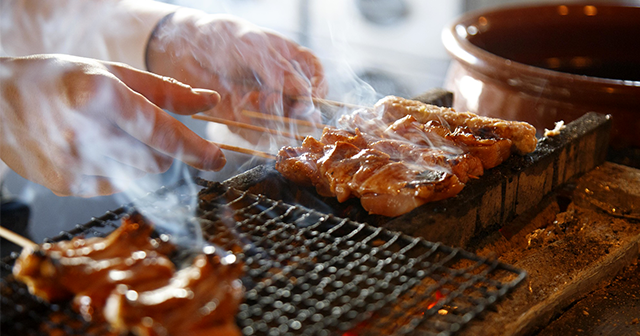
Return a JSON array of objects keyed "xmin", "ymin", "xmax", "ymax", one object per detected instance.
[
  {"xmin": 536, "ymin": 258, "xmax": 640, "ymax": 336},
  {"xmin": 454, "ymin": 162, "xmax": 640, "ymax": 336}
]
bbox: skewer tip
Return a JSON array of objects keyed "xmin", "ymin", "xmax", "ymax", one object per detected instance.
[{"xmin": 0, "ymin": 226, "xmax": 37, "ymax": 248}]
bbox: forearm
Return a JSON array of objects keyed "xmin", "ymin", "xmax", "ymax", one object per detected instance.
[{"xmin": 0, "ymin": 0, "xmax": 179, "ymax": 69}]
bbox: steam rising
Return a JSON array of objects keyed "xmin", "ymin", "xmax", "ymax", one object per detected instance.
[
  {"xmin": 1, "ymin": 1, "xmax": 453, "ymax": 247},
  {"xmin": 0, "ymin": 1, "xmax": 206, "ymax": 246}
]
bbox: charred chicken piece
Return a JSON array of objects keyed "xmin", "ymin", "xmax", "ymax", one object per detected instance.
[
  {"xmin": 105, "ymin": 248, "xmax": 244, "ymax": 336},
  {"xmin": 12, "ymin": 213, "xmax": 244, "ymax": 336}
]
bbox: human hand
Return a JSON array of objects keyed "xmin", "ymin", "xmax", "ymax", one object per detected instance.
[
  {"xmin": 0, "ymin": 54, "xmax": 224, "ymax": 197},
  {"xmin": 145, "ymin": 9, "xmax": 328, "ymax": 127}
]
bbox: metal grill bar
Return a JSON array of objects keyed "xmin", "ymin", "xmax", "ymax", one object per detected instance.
[
  {"xmin": 197, "ymin": 185, "xmax": 526, "ymax": 335},
  {"xmin": 1, "ymin": 182, "xmax": 526, "ymax": 336}
]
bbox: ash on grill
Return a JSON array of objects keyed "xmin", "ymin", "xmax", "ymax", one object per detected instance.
[{"xmin": 1, "ymin": 183, "xmax": 525, "ymax": 336}]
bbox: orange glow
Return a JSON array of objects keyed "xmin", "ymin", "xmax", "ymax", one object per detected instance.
[
  {"xmin": 478, "ymin": 16, "xmax": 488, "ymax": 26},
  {"xmin": 426, "ymin": 290, "xmax": 445, "ymax": 310},
  {"xmin": 584, "ymin": 5, "xmax": 597, "ymax": 16},
  {"xmin": 557, "ymin": 5, "xmax": 569, "ymax": 15},
  {"xmin": 546, "ymin": 57, "xmax": 561, "ymax": 69},
  {"xmin": 343, "ymin": 291, "xmax": 446, "ymax": 335},
  {"xmin": 342, "ymin": 315, "xmax": 375, "ymax": 336},
  {"xmin": 570, "ymin": 56, "xmax": 592, "ymax": 69}
]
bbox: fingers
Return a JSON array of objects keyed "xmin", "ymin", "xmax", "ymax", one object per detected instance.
[
  {"xmin": 249, "ymin": 49, "xmax": 311, "ymax": 97},
  {"xmin": 107, "ymin": 62, "xmax": 221, "ymax": 115},
  {"xmin": 111, "ymin": 84, "xmax": 226, "ymax": 172},
  {"xmin": 93, "ymin": 126, "xmax": 175, "ymax": 175},
  {"xmin": 264, "ymin": 35, "xmax": 327, "ymax": 98},
  {"xmin": 51, "ymin": 175, "xmax": 124, "ymax": 198}
]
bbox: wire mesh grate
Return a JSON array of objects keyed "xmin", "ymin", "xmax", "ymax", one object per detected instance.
[{"xmin": 1, "ymin": 182, "xmax": 526, "ymax": 336}]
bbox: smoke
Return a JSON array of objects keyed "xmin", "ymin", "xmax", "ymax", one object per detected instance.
[
  {"xmin": 1, "ymin": 0, "xmax": 457, "ymax": 248},
  {"xmin": 0, "ymin": 1, "xmax": 208, "ymax": 246}
]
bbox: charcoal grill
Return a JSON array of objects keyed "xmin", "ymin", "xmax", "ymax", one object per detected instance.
[{"xmin": 1, "ymin": 180, "xmax": 525, "ymax": 336}]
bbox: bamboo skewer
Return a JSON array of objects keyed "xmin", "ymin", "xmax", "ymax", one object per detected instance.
[
  {"xmin": 241, "ymin": 109, "xmax": 327, "ymax": 129},
  {"xmin": 306, "ymin": 97, "xmax": 366, "ymax": 110},
  {"xmin": 193, "ymin": 97, "xmax": 363, "ymax": 160},
  {"xmin": 210, "ymin": 141, "xmax": 276, "ymax": 160},
  {"xmin": 192, "ymin": 114, "xmax": 306, "ymax": 141},
  {"xmin": 0, "ymin": 226, "xmax": 37, "ymax": 248},
  {"xmin": 241, "ymin": 98, "xmax": 368, "ymax": 129},
  {"xmin": 210, "ymin": 74, "xmax": 366, "ymax": 110}
]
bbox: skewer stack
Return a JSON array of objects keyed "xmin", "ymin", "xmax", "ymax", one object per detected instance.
[
  {"xmin": 191, "ymin": 89, "xmax": 453, "ymax": 160},
  {"xmin": 192, "ymin": 96, "xmax": 355, "ymax": 159}
]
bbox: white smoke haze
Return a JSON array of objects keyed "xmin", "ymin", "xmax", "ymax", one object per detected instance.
[
  {"xmin": 0, "ymin": 55, "xmax": 206, "ymax": 246},
  {"xmin": 0, "ymin": 0, "xmax": 206, "ymax": 244},
  {"xmin": 1, "ymin": 0, "xmax": 457, "ymax": 245}
]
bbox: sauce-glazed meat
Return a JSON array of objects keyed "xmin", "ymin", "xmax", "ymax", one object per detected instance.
[
  {"xmin": 105, "ymin": 249, "xmax": 244, "ymax": 336},
  {"xmin": 12, "ymin": 213, "xmax": 176, "ymax": 306},
  {"xmin": 276, "ymin": 96, "xmax": 537, "ymax": 217},
  {"xmin": 339, "ymin": 96, "xmax": 538, "ymax": 155},
  {"xmin": 12, "ymin": 213, "xmax": 243, "ymax": 336},
  {"xmin": 277, "ymin": 127, "xmax": 481, "ymax": 217}
]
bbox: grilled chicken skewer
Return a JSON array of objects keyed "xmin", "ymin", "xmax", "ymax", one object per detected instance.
[
  {"xmin": 339, "ymin": 96, "xmax": 537, "ymax": 155},
  {"xmin": 277, "ymin": 96, "xmax": 538, "ymax": 217},
  {"xmin": 190, "ymin": 95, "xmax": 537, "ymax": 216}
]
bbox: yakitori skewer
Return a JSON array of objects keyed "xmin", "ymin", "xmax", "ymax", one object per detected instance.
[
  {"xmin": 241, "ymin": 109, "xmax": 327, "ymax": 129},
  {"xmin": 240, "ymin": 97, "xmax": 367, "ymax": 129},
  {"xmin": 210, "ymin": 141, "xmax": 276, "ymax": 160},
  {"xmin": 192, "ymin": 114, "xmax": 306, "ymax": 141},
  {"xmin": 306, "ymin": 97, "xmax": 366, "ymax": 110},
  {"xmin": 0, "ymin": 226, "xmax": 36, "ymax": 248}
]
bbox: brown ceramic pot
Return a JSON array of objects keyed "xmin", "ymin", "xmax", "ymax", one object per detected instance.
[{"xmin": 442, "ymin": 2, "xmax": 640, "ymax": 148}]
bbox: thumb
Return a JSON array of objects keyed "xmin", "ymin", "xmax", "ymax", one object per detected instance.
[{"xmin": 107, "ymin": 62, "xmax": 220, "ymax": 115}]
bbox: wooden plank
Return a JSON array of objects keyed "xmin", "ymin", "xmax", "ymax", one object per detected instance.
[
  {"xmin": 536, "ymin": 257, "xmax": 640, "ymax": 336},
  {"xmin": 453, "ymin": 162, "xmax": 640, "ymax": 336},
  {"xmin": 508, "ymin": 238, "xmax": 639, "ymax": 336}
]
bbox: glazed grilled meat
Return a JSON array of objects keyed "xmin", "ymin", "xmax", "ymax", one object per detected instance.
[
  {"xmin": 339, "ymin": 96, "xmax": 538, "ymax": 155},
  {"xmin": 12, "ymin": 213, "xmax": 175, "ymax": 306},
  {"xmin": 277, "ymin": 127, "xmax": 481, "ymax": 217},
  {"xmin": 105, "ymin": 249, "xmax": 244, "ymax": 336},
  {"xmin": 12, "ymin": 213, "xmax": 244, "ymax": 336},
  {"xmin": 276, "ymin": 96, "xmax": 537, "ymax": 217}
]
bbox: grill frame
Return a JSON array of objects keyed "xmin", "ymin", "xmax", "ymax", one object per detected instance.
[{"xmin": 1, "ymin": 180, "xmax": 526, "ymax": 336}]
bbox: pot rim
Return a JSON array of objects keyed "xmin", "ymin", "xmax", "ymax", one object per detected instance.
[{"xmin": 442, "ymin": 2, "xmax": 640, "ymax": 101}]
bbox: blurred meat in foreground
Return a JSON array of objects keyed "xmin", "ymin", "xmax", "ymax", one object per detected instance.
[
  {"xmin": 276, "ymin": 96, "xmax": 537, "ymax": 217},
  {"xmin": 12, "ymin": 213, "xmax": 244, "ymax": 336}
]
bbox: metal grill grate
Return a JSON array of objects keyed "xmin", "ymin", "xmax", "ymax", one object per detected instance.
[{"xmin": 1, "ymin": 182, "xmax": 526, "ymax": 336}]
